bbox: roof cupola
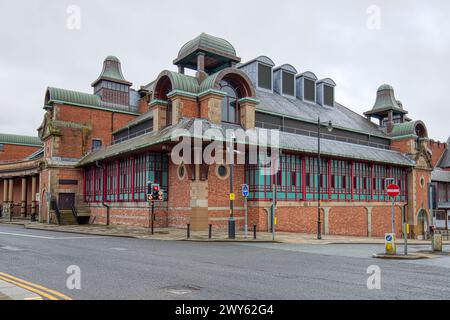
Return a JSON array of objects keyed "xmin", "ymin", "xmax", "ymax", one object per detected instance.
[
  {"xmin": 364, "ymin": 84, "xmax": 409, "ymax": 133},
  {"xmin": 173, "ymin": 33, "xmax": 241, "ymax": 76},
  {"xmin": 92, "ymin": 56, "xmax": 132, "ymax": 108}
]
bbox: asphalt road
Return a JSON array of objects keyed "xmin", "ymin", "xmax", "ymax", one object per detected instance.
[{"xmin": 1, "ymin": 224, "xmax": 450, "ymax": 300}]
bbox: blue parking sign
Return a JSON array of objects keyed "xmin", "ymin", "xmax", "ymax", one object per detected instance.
[{"xmin": 242, "ymin": 184, "xmax": 249, "ymax": 198}]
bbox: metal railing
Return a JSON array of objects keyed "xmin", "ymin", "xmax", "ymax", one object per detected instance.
[
  {"xmin": 50, "ymin": 198, "xmax": 62, "ymax": 225},
  {"xmin": 255, "ymin": 121, "xmax": 391, "ymax": 150}
]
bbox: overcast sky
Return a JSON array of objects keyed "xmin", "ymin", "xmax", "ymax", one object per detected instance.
[{"xmin": 0, "ymin": 0, "xmax": 449, "ymax": 141}]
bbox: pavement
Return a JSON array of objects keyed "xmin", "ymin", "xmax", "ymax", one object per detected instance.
[
  {"xmin": 1, "ymin": 223, "xmax": 450, "ymax": 300},
  {"xmin": 2, "ymin": 219, "xmax": 448, "ymax": 246}
]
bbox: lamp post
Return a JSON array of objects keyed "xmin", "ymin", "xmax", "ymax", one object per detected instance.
[
  {"xmin": 228, "ymin": 133, "xmax": 236, "ymax": 239},
  {"xmin": 317, "ymin": 117, "xmax": 333, "ymax": 240}
]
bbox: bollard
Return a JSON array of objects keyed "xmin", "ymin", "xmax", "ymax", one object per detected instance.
[
  {"xmin": 209, "ymin": 224, "xmax": 212, "ymax": 239},
  {"xmin": 253, "ymin": 225, "xmax": 257, "ymax": 240},
  {"xmin": 187, "ymin": 224, "xmax": 190, "ymax": 239}
]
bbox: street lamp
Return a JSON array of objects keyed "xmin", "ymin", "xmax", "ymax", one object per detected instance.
[
  {"xmin": 228, "ymin": 133, "xmax": 237, "ymax": 239},
  {"xmin": 317, "ymin": 117, "xmax": 333, "ymax": 240}
]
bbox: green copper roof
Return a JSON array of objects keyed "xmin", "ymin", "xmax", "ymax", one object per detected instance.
[
  {"xmin": 174, "ymin": 33, "xmax": 240, "ymax": 65},
  {"xmin": 47, "ymin": 87, "xmax": 101, "ymax": 108},
  {"xmin": 91, "ymin": 56, "xmax": 132, "ymax": 87},
  {"xmin": 365, "ymin": 84, "xmax": 407, "ymax": 116},
  {"xmin": 0, "ymin": 133, "xmax": 42, "ymax": 147},
  {"xmin": 46, "ymin": 87, "xmax": 139, "ymax": 115},
  {"xmin": 199, "ymin": 72, "xmax": 220, "ymax": 92},
  {"xmin": 390, "ymin": 120, "xmax": 427, "ymax": 138},
  {"xmin": 169, "ymin": 71, "xmax": 200, "ymax": 94}
]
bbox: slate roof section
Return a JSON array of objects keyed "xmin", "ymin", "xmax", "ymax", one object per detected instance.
[
  {"xmin": 113, "ymin": 111, "xmax": 154, "ymax": 135},
  {"xmin": 255, "ymin": 89, "xmax": 388, "ymax": 138},
  {"xmin": 0, "ymin": 133, "xmax": 42, "ymax": 147},
  {"xmin": 26, "ymin": 148, "xmax": 44, "ymax": 160},
  {"xmin": 438, "ymin": 149, "xmax": 450, "ymax": 168},
  {"xmin": 432, "ymin": 169, "xmax": 450, "ymax": 182},
  {"xmin": 78, "ymin": 118, "xmax": 414, "ymax": 167}
]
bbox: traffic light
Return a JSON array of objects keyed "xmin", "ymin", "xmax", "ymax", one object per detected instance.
[{"xmin": 147, "ymin": 182, "xmax": 164, "ymax": 202}]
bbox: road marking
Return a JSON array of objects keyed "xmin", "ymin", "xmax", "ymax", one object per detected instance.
[
  {"xmin": 24, "ymin": 296, "xmax": 44, "ymax": 300},
  {"xmin": 110, "ymin": 247, "xmax": 128, "ymax": 251},
  {"xmin": 0, "ymin": 246, "xmax": 24, "ymax": 251},
  {"xmin": 0, "ymin": 231, "xmax": 106, "ymax": 240},
  {"xmin": 0, "ymin": 272, "xmax": 72, "ymax": 300}
]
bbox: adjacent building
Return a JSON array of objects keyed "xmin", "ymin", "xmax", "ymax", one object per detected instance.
[{"xmin": 0, "ymin": 33, "xmax": 448, "ymax": 239}]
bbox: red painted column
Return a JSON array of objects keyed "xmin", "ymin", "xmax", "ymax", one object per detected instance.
[
  {"xmin": 103, "ymin": 164, "xmax": 107, "ymax": 202},
  {"xmin": 301, "ymin": 157, "xmax": 306, "ymax": 201},
  {"xmin": 93, "ymin": 167, "xmax": 97, "ymax": 202},
  {"xmin": 83, "ymin": 170, "xmax": 86, "ymax": 202},
  {"xmin": 131, "ymin": 157, "xmax": 135, "ymax": 202},
  {"xmin": 116, "ymin": 160, "xmax": 120, "ymax": 201},
  {"xmin": 350, "ymin": 161, "xmax": 354, "ymax": 201},
  {"xmin": 327, "ymin": 159, "xmax": 332, "ymax": 201},
  {"xmin": 370, "ymin": 164, "xmax": 374, "ymax": 202}
]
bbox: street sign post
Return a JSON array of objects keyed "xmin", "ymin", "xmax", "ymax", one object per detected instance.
[
  {"xmin": 242, "ymin": 184, "xmax": 249, "ymax": 238},
  {"xmin": 385, "ymin": 233, "xmax": 397, "ymax": 255},
  {"xmin": 387, "ymin": 183, "xmax": 400, "ymax": 234},
  {"xmin": 387, "ymin": 184, "xmax": 400, "ymax": 198},
  {"xmin": 147, "ymin": 181, "xmax": 164, "ymax": 235},
  {"xmin": 386, "ymin": 183, "xmax": 401, "ymax": 255}
]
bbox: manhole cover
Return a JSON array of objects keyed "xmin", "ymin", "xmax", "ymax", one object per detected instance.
[{"xmin": 162, "ymin": 285, "xmax": 200, "ymax": 295}]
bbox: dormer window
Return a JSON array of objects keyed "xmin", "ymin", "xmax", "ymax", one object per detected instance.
[
  {"xmin": 323, "ymin": 85, "xmax": 334, "ymax": 106},
  {"xmin": 258, "ymin": 63, "xmax": 272, "ymax": 90},
  {"xmin": 282, "ymin": 71, "xmax": 295, "ymax": 96},
  {"xmin": 238, "ymin": 56, "xmax": 275, "ymax": 92},
  {"xmin": 304, "ymin": 78, "xmax": 316, "ymax": 102},
  {"xmin": 273, "ymin": 64, "xmax": 297, "ymax": 97},
  {"xmin": 316, "ymin": 78, "xmax": 336, "ymax": 107},
  {"xmin": 296, "ymin": 72, "xmax": 318, "ymax": 103}
]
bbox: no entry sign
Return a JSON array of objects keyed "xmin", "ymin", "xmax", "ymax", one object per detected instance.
[{"xmin": 387, "ymin": 184, "xmax": 400, "ymax": 197}]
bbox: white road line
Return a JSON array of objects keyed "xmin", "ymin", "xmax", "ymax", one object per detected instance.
[{"xmin": 0, "ymin": 231, "xmax": 107, "ymax": 240}]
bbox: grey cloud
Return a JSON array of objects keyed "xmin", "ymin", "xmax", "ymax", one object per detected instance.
[{"xmin": 0, "ymin": 0, "xmax": 448, "ymax": 140}]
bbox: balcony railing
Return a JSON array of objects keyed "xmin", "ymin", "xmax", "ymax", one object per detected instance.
[{"xmin": 255, "ymin": 121, "xmax": 391, "ymax": 150}]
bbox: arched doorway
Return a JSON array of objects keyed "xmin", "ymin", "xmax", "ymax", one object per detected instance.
[{"xmin": 416, "ymin": 209, "xmax": 429, "ymax": 240}]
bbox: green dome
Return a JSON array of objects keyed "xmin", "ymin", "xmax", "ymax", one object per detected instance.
[
  {"xmin": 173, "ymin": 33, "xmax": 240, "ymax": 72},
  {"xmin": 377, "ymin": 84, "xmax": 394, "ymax": 91},
  {"xmin": 105, "ymin": 56, "xmax": 120, "ymax": 63},
  {"xmin": 177, "ymin": 33, "xmax": 237, "ymax": 60},
  {"xmin": 364, "ymin": 84, "xmax": 407, "ymax": 117},
  {"xmin": 91, "ymin": 56, "xmax": 132, "ymax": 87}
]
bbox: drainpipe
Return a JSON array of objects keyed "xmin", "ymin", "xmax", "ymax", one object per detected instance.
[{"xmin": 96, "ymin": 161, "xmax": 110, "ymax": 226}]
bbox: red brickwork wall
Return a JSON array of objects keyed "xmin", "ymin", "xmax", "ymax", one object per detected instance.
[
  {"xmin": 56, "ymin": 104, "xmax": 137, "ymax": 152},
  {"xmin": 329, "ymin": 207, "xmax": 368, "ymax": 237},
  {"xmin": 371, "ymin": 206, "xmax": 402, "ymax": 238},
  {"xmin": 0, "ymin": 144, "xmax": 41, "ymax": 161}
]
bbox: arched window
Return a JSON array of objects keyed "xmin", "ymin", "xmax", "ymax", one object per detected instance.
[{"xmin": 220, "ymin": 81, "xmax": 238, "ymax": 124}]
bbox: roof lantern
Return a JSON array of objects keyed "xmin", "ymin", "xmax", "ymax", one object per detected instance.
[
  {"xmin": 91, "ymin": 56, "xmax": 132, "ymax": 87},
  {"xmin": 173, "ymin": 33, "xmax": 241, "ymax": 74}
]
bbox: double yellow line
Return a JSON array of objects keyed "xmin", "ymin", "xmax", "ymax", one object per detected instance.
[{"xmin": 0, "ymin": 272, "xmax": 72, "ymax": 300}]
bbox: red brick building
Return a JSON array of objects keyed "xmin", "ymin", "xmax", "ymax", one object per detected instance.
[{"xmin": 0, "ymin": 33, "xmax": 447, "ymax": 239}]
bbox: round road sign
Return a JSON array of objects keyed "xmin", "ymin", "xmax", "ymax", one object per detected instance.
[{"xmin": 387, "ymin": 184, "xmax": 400, "ymax": 197}]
